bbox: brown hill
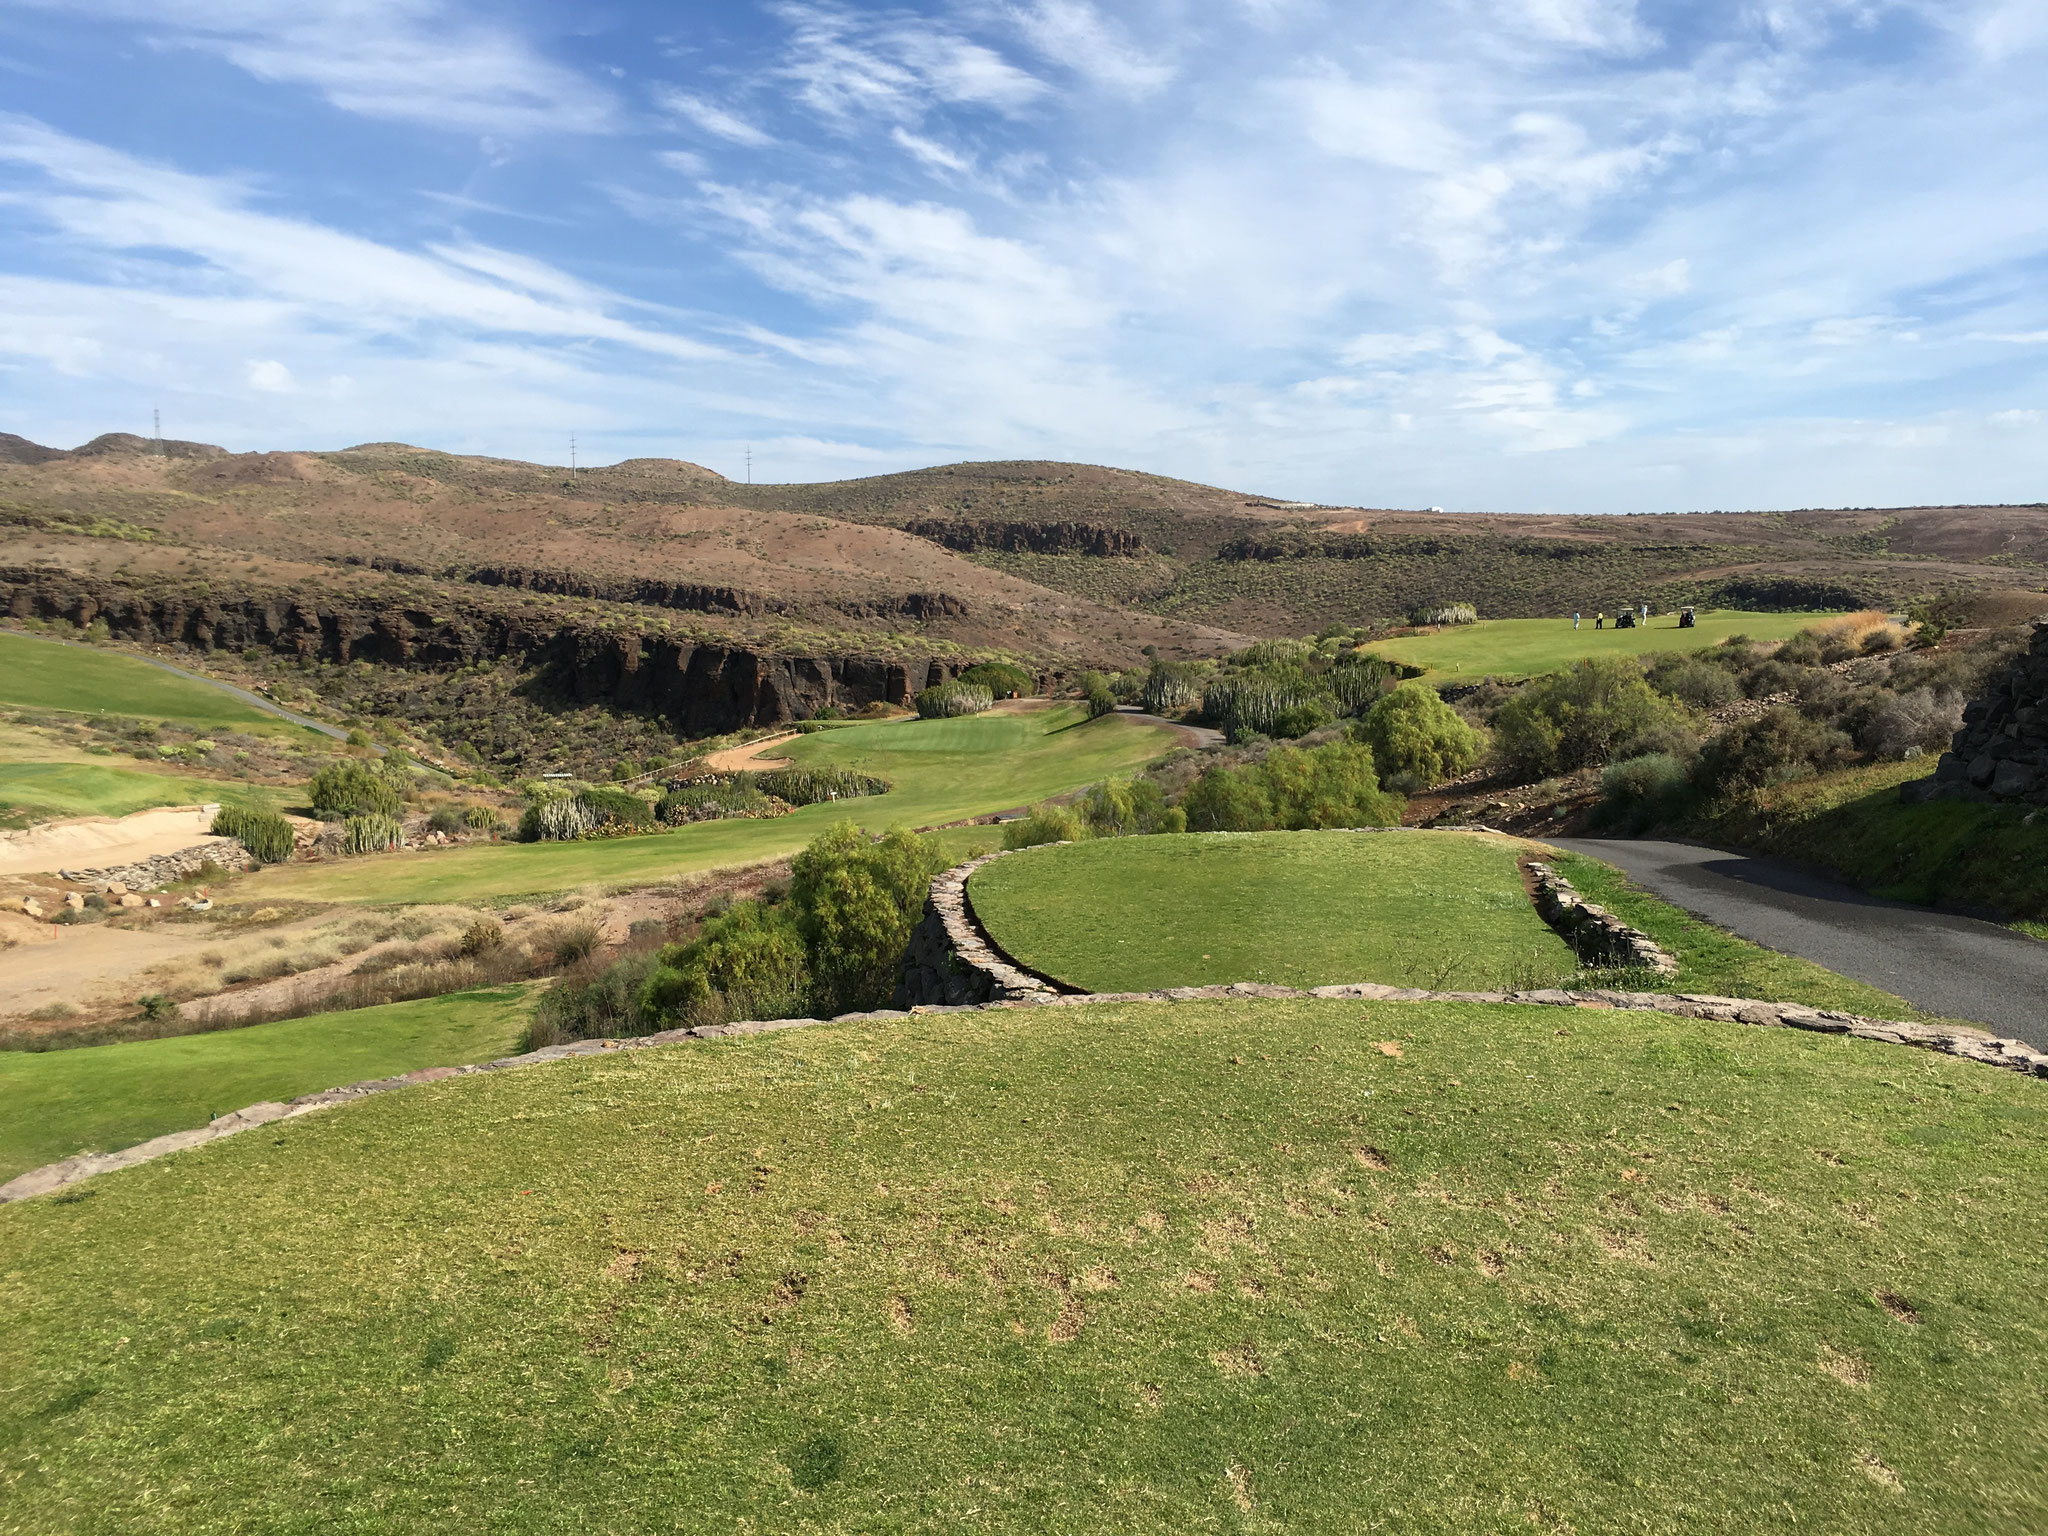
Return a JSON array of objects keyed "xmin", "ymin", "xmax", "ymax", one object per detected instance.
[{"xmin": 3, "ymin": 431, "xmax": 2043, "ymax": 647}]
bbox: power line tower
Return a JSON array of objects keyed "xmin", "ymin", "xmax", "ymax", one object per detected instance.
[
  {"xmin": 570, "ymin": 433, "xmax": 578, "ymax": 481},
  {"xmin": 745, "ymin": 445, "xmax": 752, "ymax": 485},
  {"xmin": 152, "ymin": 407, "xmax": 163, "ymax": 456}
]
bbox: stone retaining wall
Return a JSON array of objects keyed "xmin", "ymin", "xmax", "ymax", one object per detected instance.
[
  {"xmin": 58, "ymin": 837, "xmax": 252, "ymax": 890},
  {"xmin": 893, "ymin": 848, "xmax": 1066, "ymax": 1006},
  {"xmin": 7, "ymin": 979, "xmax": 2042, "ymax": 1205},
  {"xmin": 1909, "ymin": 619, "xmax": 2048, "ymax": 804},
  {"xmin": 1527, "ymin": 861, "xmax": 1680, "ymax": 976}
]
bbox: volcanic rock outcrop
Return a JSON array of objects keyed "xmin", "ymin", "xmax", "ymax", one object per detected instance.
[{"xmin": 1911, "ymin": 621, "xmax": 2048, "ymax": 805}]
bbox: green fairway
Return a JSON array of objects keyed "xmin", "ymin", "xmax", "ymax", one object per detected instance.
[
  {"xmin": 0, "ymin": 757, "xmax": 294, "ymax": 824},
  {"xmin": 970, "ymin": 830, "xmax": 1577, "ymax": 992},
  {"xmin": 1359, "ymin": 609, "xmax": 1835, "ymax": 680},
  {"xmin": 0, "ymin": 632, "xmax": 295, "ymax": 732},
  {"xmin": 4, "ymin": 995, "xmax": 2043, "ymax": 1532},
  {"xmin": 248, "ymin": 706, "xmax": 1177, "ymax": 905},
  {"xmin": 0, "ymin": 986, "xmax": 535, "ymax": 1183}
]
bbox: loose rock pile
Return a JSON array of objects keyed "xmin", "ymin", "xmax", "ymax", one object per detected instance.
[{"xmin": 1908, "ymin": 620, "xmax": 2048, "ymax": 805}]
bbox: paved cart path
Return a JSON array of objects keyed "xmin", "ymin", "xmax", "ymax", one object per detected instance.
[{"xmin": 1552, "ymin": 837, "xmax": 2048, "ymax": 1048}]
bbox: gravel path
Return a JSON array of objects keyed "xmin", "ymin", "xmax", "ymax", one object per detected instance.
[{"xmin": 1552, "ymin": 837, "xmax": 2048, "ymax": 1048}]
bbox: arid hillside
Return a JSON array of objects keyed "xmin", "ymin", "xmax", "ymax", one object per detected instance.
[{"xmin": 5, "ymin": 432, "xmax": 2044, "ymax": 649}]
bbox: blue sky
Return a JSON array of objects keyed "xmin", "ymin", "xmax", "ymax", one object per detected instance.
[{"xmin": 1, "ymin": 0, "xmax": 2044, "ymax": 512}]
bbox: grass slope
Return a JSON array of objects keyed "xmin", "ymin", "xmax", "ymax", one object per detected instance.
[
  {"xmin": 0, "ymin": 633, "xmax": 285, "ymax": 732},
  {"xmin": 4, "ymin": 996, "xmax": 2044, "ymax": 1532},
  {"xmin": 969, "ymin": 830, "xmax": 1577, "ymax": 992},
  {"xmin": 1359, "ymin": 610, "xmax": 1832, "ymax": 681},
  {"xmin": 0, "ymin": 986, "xmax": 534, "ymax": 1183},
  {"xmin": 250, "ymin": 707, "xmax": 1176, "ymax": 906}
]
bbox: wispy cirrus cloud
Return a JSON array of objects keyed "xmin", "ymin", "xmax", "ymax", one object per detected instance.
[{"xmin": 15, "ymin": 0, "xmax": 615, "ymax": 133}]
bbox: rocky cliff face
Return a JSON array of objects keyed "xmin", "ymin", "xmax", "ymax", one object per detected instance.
[
  {"xmin": 902, "ymin": 519, "xmax": 1146, "ymax": 558},
  {"xmin": 0, "ymin": 569, "xmax": 965, "ymax": 735},
  {"xmin": 1913, "ymin": 621, "xmax": 2048, "ymax": 805}
]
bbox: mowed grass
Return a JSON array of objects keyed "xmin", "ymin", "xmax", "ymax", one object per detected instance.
[
  {"xmin": 4, "ymin": 996, "xmax": 2045, "ymax": 1532},
  {"xmin": 0, "ymin": 756, "xmax": 294, "ymax": 824},
  {"xmin": 0, "ymin": 632, "xmax": 289, "ymax": 733},
  {"xmin": 1359, "ymin": 609, "xmax": 1835, "ymax": 680},
  {"xmin": 0, "ymin": 986, "xmax": 536, "ymax": 1184},
  {"xmin": 248, "ymin": 706, "xmax": 1177, "ymax": 906},
  {"xmin": 969, "ymin": 830, "xmax": 1577, "ymax": 992}
]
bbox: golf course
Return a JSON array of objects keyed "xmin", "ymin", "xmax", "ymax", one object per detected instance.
[{"xmin": 1359, "ymin": 610, "xmax": 1831, "ymax": 680}]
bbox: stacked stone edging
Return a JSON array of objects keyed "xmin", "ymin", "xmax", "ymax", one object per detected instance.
[
  {"xmin": 57, "ymin": 836, "xmax": 252, "ymax": 890},
  {"xmin": 8, "ymin": 978, "xmax": 2043, "ymax": 1206},
  {"xmin": 1527, "ymin": 861, "xmax": 1680, "ymax": 976},
  {"xmin": 1909, "ymin": 619, "xmax": 2048, "ymax": 805},
  {"xmin": 894, "ymin": 848, "xmax": 1067, "ymax": 1006}
]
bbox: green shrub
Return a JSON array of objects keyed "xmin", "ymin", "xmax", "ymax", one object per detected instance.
[
  {"xmin": 640, "ymin": 901, "xmax": 810, "ymax": 1024},
  {"xmin": 1356, "ymin": 685, "xmax": 1481, "ymax": 788},
  {"xmin": 1079, "ymin": 776, "xmax": 1186, "ymax": 837},
  {"xmin": 1086, "ymin": 685, "xmax": 1118, "ymax": 719},
  {"xmin": 209, "ymin": 805, "xmax": 295, "ymax": 864},
  {"xmin": 749, "ymin": 767, "xmax": 889, "ymax": 805},
  {"xmin": 137, "ymin": 993, "xmax": 176, "ymax": 1023},
  {"xmin": 1202, "ymin": 669, "xmax": 1336, "ymax": 742},
  {"xmin": 657, "ymin": 781, "xmax": 776, "ymax": 824},
  {"xmin": 579, "ymin": 785, "xmax": 656, "ymax": 832},
  {"xmin": 1270, "ymin": 701, "xmax": 1335, "ymax": 739},
  {"xmin": 1139, "ymin": 661, "xmax": 1206, "ymax": 715},
  {"xmin": 1644, "ymin": 654, "xmax": 1741, "ymax": 709},
  {"xmin": 1327, "ymin": 653, "xmax": 1394, "ymax": 712},
  {"xmin": 460, "ymin": 804, "xmax": 499, "ymax": 830},
  {"xmin": 1003, "ymin": 805, "xmax": 1091, "ymax": 849},
  {"xmin": 1181, "ymin": 742, "xmax": 1401, "ymax": 832},
  {"xmin": 956, "ymin": 661, "xmax": 1033, "ymax": 699},
  {"xmin": 1597, "ymin": 753, "xmax": 1693, "ymax": 832},
  {"xmin": 309, "ymin": 760, "xmax": 400, "ymax": 821},
  {"xmin": 530, "ymin": 949, "xmax": 663, "ymax": 1044},
  {"xmin": 426, "ymin": 806, "xmax": 465, "ymax": 836},
  {"xmin": 791, "ymin": 822, "xmax": 951, "ymax": 1015},
  {"xmin": 1491, "ymin": 657, "xmax": 1696, "ymax": 778},
  {"xmin": 342, "ymin": 813, "xmax": 405, "ymax": 854},
  {"xmin": 915, "ymin": 680, "xmax": 994, "ymax": 719},
  {"xmin": 1693, "ymin": 707, "xmax": 1855, "ymax": 800}
]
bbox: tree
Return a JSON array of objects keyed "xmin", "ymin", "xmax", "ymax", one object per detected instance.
[{"xmin": 1356, "ymin": 684, "xmax": 1481, "ymax": 787}]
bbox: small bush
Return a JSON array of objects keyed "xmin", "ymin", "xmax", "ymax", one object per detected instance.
[
  {"xmin": 210, "ymin": 805, "xmax": 295, "ymax": 864},
  {"xmin": 1694, "ymin": 707, "xmax": 1855, "ymax": 799},
  {"xmin": 956, "ymin": 661, "xmax": 1033, "ymax": 699},
  {"xmin": 310, "ymin": 760, "xmax": 400, "ymax": 821},
  {"xmin": 640, "ymin": 901, "xmax": 810, "ymax": 1025},
  {"xmin": 657, "ymin": 781, "xmax": 778, "ymax": 823},
  {"xmin": 1355, "ymin": 685, "xmax": 1481, "ymax": 788},
  {"xmin": 1491, "ymin": 657, "xmax": 1697, "ymax": 778},
  {"xmin": 915, "ymin": 680, "xmax": 994, "ymax": 719},
  {"xmin": 1181, "ymin": 741, "xmax": 1402, "ymax": 832},
  {"xmin": 456, "ymin": 918, "xmax": 504, "ymax": 957},
  {"xmin": 750, "ymin": 767, "xmax": 889, "ymax": 806},
  {"xmin": 1079, "ymin": 776, "xmax": 1185, "ymax": 837},
  {"xmin": 1003, "ymin": 805, "xmax": 1091, "ymax": 849},
  {"xmin": 1644, "ymin": 654, "xmax": 1740, "ymax": 710},
  {"xmin": 544, "ymin": 920, "xmax": 603, "ymax": 968},
  {"xmin": 342, "ymin": 813, "xmax": 405, "ymax": 854},
  {"xmin": 426, "ymin": 806, "xmax": 465, "ymax": 835},
  {"xmin": 461, "ymin": 804, "xmax": 499, "ymax": 831},
  {"xmin": 1859, "ymin": 687, "xmax": 1965, "ymax": 760},
  {"xmin": 1598, "ymin": 753, "xmax": 1693, "ymax": 832},
  {"xmin": 1086, "ymin": 685, "xmax": 1118, "ymax": 719},
  {"xmin": 792, "ymin": 823, "xmax": 951, "ymax": 1015},
  {"xmin": 137, "ymin": 993, "xmax": 177, "ymax": 1022}
]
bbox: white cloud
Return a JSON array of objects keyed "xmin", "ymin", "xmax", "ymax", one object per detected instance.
[
  {"xmin": 24, "ymin": 0, "xmax": 614, "ymax": 134},
  {"xmin": 891, "ymin": 128, "xmax": 972, "ymax": 174},
  {"xmin": 1009, "ymin": 0, "xmax": 1176, "ymax": 97},
  {"xmin": 655, "ymin": 89, "xmax": 773, "ymax": 147},
  {"xmin": 245, "ymin": 358, "xmax": 294, "ymax": 391},
  {"xmin": 772, "ymin": 4, "xmax": 1046, "ymax": 124}
]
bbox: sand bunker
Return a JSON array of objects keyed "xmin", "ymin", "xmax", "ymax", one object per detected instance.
[{"xmin": 0, "ymin": 804, "xmax": 222, "ymax": 877}]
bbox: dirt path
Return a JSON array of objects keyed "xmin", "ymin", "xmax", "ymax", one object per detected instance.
[
  {"xmin": 701, "ymin": 732, "xmax": 800, "ymax": 772},
  {"xmin": 0, "ymin": 804, "xmax": 223, "ymax": 877}
]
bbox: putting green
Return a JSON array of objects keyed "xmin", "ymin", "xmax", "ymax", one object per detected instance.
[
  {"xmin": 1358, "ymin": 610, "xmax": 1834, "ymax": 681},
  {"xmin": 968, "ymin": 830, "xmax": 1577, "ymax": 992}
]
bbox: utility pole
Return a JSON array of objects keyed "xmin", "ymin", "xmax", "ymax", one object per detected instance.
[{"xmin": 570, "ymin": 434, "xmax": 578, "ymax": 480}]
